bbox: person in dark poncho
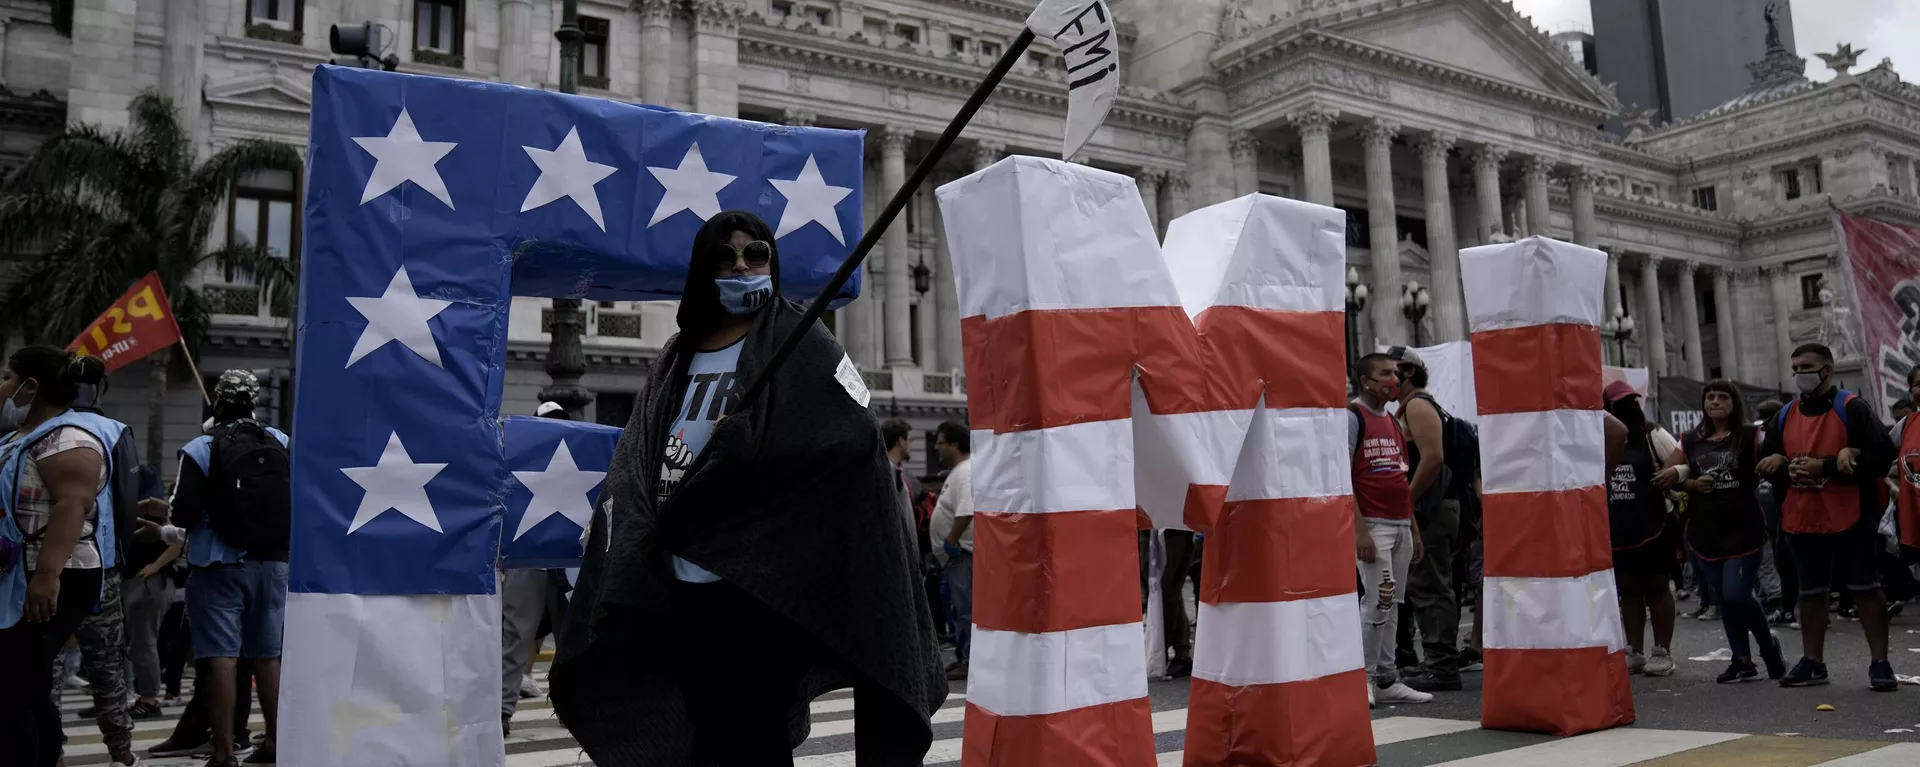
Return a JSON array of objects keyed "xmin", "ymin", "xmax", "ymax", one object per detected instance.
[{"xmin": 549, "ymin": 210, "xmax": 946, "ymax": 765}]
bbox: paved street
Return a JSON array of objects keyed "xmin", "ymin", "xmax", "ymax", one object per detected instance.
[{"xmin": 58, "ymin": 600, "xmax": 1920, "ymax": 766}]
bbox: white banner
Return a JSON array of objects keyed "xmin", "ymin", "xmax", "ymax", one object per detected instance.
[{"xmin": 1025, "ymin": 0, "xmax": 1118, "ymax": 161}]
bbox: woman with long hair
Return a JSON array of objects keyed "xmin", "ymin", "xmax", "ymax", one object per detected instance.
[
  {"xmin": 0, "ymin": 347, "xmax": 114, "ymax": 767},
  {"xmin": 1604, "ymin": 380, "xmax": 1679, "ymax": 676},
  {"xmin": 551, "ymin": 211, "xmax": 945, "ymax": 766},
  {"xmin": 1656, "ymin": 380, "xmax": 1787, "ymax": 682}
]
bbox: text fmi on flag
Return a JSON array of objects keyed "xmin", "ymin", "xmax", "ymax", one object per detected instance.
[
  {"xmin": 66, "ymin": 271, "xmax": 183, "ymax": 372},
  {"xmin": 1025, "ymin": 0, "xmax": 1118, "ymax": 162}
]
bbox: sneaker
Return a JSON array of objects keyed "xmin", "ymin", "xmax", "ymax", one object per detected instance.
[
  {"xmin": 65, "ymin": 674, "xmax": 87, "ymax": 689},
  {"xmin": 202, "ymin": 759, "xmax": 241, "ymax": 767},
  {"xmin": 1768, "ymin": 608, "xmax": 1795, "ymax": 626},
  {"xmin": 1715, "ymin": 658, "xmax": 1759, "ymax": 684},
  {"xmin": 502, "ymin": 713, "xmax": 512, "ymax": 737},
  {"xmin": 1401, "ymin": 670, "xmax": 1463, "ymax": 692},
  {"xmin": 1627, "ymin": 650, "xmax": 1647, "ymax": 674},
  {"xmin": 149, "ymin": 738, "xmax": 204, "ymax": 758},
  {"xmin": 128, "ymin": 699, "xmax": 163, "ymax": 719},
  {"xmin": 1870, "ymin": 660, "xmax": 1899, "ymax": 692},
  {"xmin": 1676, "ymin": 589, "xmax": 1692, "ymax": 602},
  {"xmin": 1760, "ymin": 633, "xmax": 1788, "ymax": 680},
  {"xmin": 947, "ymin": 663, "xmax": 969, "ymax": 681},
  {"xmin": 1780, "ymin": 657, "xmax": 1830, "ymax": 687},
  {"xmin": 519, "ymin": 675, "xmax": 542, "ymax": 698},
  {"xmin": 1460, "ymin": 649, "xmax": 1484, "ymax": 673},
  {"xmin": 1374, "ymin": 682, "xmax": 1435, "ymax": 704},
  {"xmin": 1167, "ymin": 656, "xmax": 1193, "ymax": 679},
  {"xmin": 1838, "ymin": 605, "xmax": 1861, "ymax": 621},
  {"xmin": 110, "ymin": 753, "xmax": 143, "ymax": 767},
  {"xmin": 250, "ymin": 732, "xmax": 266, "ymax": 747},
  {"xmin": 196, "ymin": 741, "xmax": 253, "ymax": 760},
  {"xmin": 242, "ymin": 744, "xmax": 276, "ymax": 764},
  {"xmin": 1696, "ymin": 606, "xmax": 1721, "ymax": 621},
  {"xmin": 1367, "ymin": 683, "xmax": 1375, "ymax": 708},
  {"xmin": 1644, "ymin": 647, "xmax": 1676, "ymax": 677}
]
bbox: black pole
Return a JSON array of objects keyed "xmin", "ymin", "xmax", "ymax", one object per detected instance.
[{"xmin": 735, "ymin": 27, "xmax": 1038, "ymax": 411}]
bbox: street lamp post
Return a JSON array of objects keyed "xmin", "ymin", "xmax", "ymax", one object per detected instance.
[
  {"xmin": 1345, "ymin": 267, "xmax": 1369, "ymax": 381},
  {"xmin": 540, "ymin": 0, "xmax": 595, "ymax": 420},
  {"xmin": 1401, "ymin": 280, "xmax": 1430, "ymax": 349},
  {"xmin": 1603, "ymin": 311, "xmax": 1636, "ymax": 366}
]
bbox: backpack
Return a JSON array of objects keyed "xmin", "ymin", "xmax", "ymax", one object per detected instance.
[
  {"xmin": 1773, "ymin": 390, "xmax": 1856, "ymax": 433},
  {"xmin": 204, "ymin": 420, "xmax": 292, "ymax": 554},
  {"xmin": 1408, "ymin": 393, "xmax": 1481, "ymax": 501}
]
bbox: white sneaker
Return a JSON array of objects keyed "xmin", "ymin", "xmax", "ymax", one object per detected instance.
[
  {"xmin": 1374, "ymin": 682, "xmax": 1434, "ymax": 704},
  {"xmin": 1644, "ymin": 647, "xmax": 1676, "ymax": 677},
  {"xmin": 1627, "ymin": 650, "xmax": 1647, "ymax": 674},
  {"xmin": 1367, "ymin": 683, "xmax": 1375, "ymax": 708},
  {"xmin": 519, "ymin": 676, "xmax": 543, "ymax": 698}
]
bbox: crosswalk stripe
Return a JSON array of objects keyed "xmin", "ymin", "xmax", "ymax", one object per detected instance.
[
  {"xmin": 1811, "ymin": 744, "xmax": 1920, "ymax": 766},
  {"xmin": 1424, "ymin": 727, "xmax": 1746, "ymax": 767}
]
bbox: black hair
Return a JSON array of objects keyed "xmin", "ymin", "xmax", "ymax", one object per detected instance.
[
  {"xmin": 1790, "ymin": 343, "xmax": 1834, "ymax": 364},
  {"xmin": 1399, "ymin": 361, "xmax": 1429, "ymax": 389},
  {"xmin": 1699, "ymin": 379, "xmax": 1750, "ymax": 436},
  {"xmin": 1895, "ymin": 399, "xmax": 1915, "ymax": 415},
  {"xmin": 1907, "ymin": 366, "xmax": 1920, "ymax": 387},
  {"xmin": 674, "ymin": 210, "xmax": 780, "ymax": 346},
  {"xmin": 1354, "ymin": 353, "xmax": 1395, "ymax": 386},
  {"xmin": 1607, "ymin": 393, "xmax": 1647, "ymax": 435},
  {"xmin": 935, "ymin": 421, "xmax": 970, "ymax": 454},
  {"xmin": 4, "ymin": 345, "xmax": 105, "ymax": 408},
  {"xmin": 880, "ymin": 418, "xmax": 912, "ymax": 449},
  {"xmin": 1756, "ymin": 398, "xmax": 1785, "ymax": 422}
]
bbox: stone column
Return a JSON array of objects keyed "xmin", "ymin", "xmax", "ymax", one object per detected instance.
[
  {"xmin": 882, "ymin": 126, "xmax": 914, "ymax": 367},
  {"xmin": 161, "ymin": 0, "xmax": 203, "ymax": 138},
  {"xmin": 68, "ymin": 0, "xmax": 138, "ymax": 130},
  {"xmin": 1138, "ymin": 171, "xmax": 1162, "ymax": 235},
  {"xmin": 1570, "ymin": 167, "xmax": 1598, "ymax": 247},
  {"xmin": 1231, "ymin": 132, "xmax": 1261, "ymax": 197},
  {"xmin": 1677, "ymin": 262, "xmax": 1706, "ymax": 380},
  {"xmin": 498, "ymin": 0, "xmax": 536, "ymax": 86},
  {"xmin": 934, "ymin": 174, "xmax": 962, "ymax": 374},
  {"xmin": 1168, "ymin": 172, "xmax": 1193, "ymax": 218},
  {"xmin": 692, "ymin": 1, "xmax": 743, "ymax": 117},
  {"xmin": 1418, "ymin": 133, "xmax": 1463, "ymax": 343},
  {"xmin": 1605, "ymin": 252, "xmax": 1624, "ymax": 329},
  {"xmin": 1470, "ymin": 146, "xmax": 1507, "ymax": 242},
  {"xmin": 1292, "ymin": 108, "xmax": 1336, "ymax": 208},
  {"xmin": 0, "ymin": 18, "xmax": 8, "ymax": 87},
  {"xmin": 1768, "ymin": 265, "xmax": 1797, "ymax": 391},
  {"xmin": 1639, "ymin": 255, "xmax": 1668, "ymax": 378},
  {"xmin": 1523, "ymin": 156, "xmax": 1554, "ymax": 238},
  {"xmin": 638, "ymin": 0, "xmax": 675, "ymax": 105},
  {"xmin": 1362, "ymin": 118, "xmax": 1404, "ymax": 346},
  {"xmin": 1713, "ymin": 267, "xmax": 1739, "ymax": 380}
]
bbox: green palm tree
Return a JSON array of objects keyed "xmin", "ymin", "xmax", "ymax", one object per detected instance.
[{"xmin": 0, "ymin": 91, "xmax": 302, "ymax": 465}]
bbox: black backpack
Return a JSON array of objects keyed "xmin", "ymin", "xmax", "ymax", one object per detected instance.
[{"xmin": 204, "ymin": 420, "xmax": 292, "ymax": 554}]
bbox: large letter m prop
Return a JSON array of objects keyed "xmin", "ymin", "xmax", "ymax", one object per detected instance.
[{"xmin": 938, "ymin": 157, "xmax": 1375, "ymax": 766}]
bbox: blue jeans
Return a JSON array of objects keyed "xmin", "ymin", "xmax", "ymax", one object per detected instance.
[
  {"xmin": 186, "ymin": 562, "xmax": 289, "ymax": 660},
  {"xmin": 946, "ymin": 553, "xmax": 973, "ymax": 665},
  {"xmin": 1699, "ymin": 553, "xmax": 1770, "ymax": 659}
]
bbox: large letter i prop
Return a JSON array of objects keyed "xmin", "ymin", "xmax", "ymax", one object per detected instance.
[{"xmin": 1462, "ymin": 236, "xmax": 1635, "ymax": 736}]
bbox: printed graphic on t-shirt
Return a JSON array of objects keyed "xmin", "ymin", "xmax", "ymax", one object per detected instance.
[
  {"xmin": 1696, "ymin": 446, "xmax": 1740, "ymax": 491},
  {"xmin": 1359, "ymin": 435, "xmax": 1406, "ymax": 475},
  {"xmin": 1903, "ymin": 452, "xmax": 1920, "ymax": 488},
  {"xmin": 1609, "ymin": 464, "xmax": 1638, "ymax": 502},
  {"xmin": 658, "ymin": 430, "xmax": 693, "ymax": 506},
  {"xmin": 656, "ymin": 363, "xmax": 744, "ymax": 507}
]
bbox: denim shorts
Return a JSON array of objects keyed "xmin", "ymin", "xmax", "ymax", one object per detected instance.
[
  {"xmin": 1787, "ymin": 525, "xmax": 1880, "ymax": 595},
  {"xmin": 186, "ymin": 560, "xmax": 289, "ymax": 659}
]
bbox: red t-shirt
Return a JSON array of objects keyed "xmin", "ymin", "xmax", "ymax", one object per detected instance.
[{"xmin": 1351, "ymin": 402, "xmax": 1414, "ymax": 521}]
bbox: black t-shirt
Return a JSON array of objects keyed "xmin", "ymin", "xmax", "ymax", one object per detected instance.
[
  {"xmin": 1609, "ymin": 432, "xmax": 1667, "ymax": 549},
  {"xmin": 1681, "ymin": 427, "xmax": 1767, "ymax": 560}
]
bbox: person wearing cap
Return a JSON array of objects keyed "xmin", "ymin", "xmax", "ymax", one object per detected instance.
[
  {"xmin": 1604, "ymin": 380, "xmax": 1682, "ymax": 676},
  {"xmin": 146, "ymin": 370, "xmax": 291, "ymax": 766},
  {"xmin": 1758, "ymin": 343, "xmax": 1898, "ymax": 690},
  {"xmin": 1382, "ymin": 345, "xmax": 1464, "ymax": 692}
]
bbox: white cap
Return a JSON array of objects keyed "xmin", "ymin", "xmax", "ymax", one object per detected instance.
[{"xmin": 535, "ymin": 402, "xmax": 566, "ymax": 417}]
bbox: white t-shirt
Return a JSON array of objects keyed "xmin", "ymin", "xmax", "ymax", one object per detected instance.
[{"xmin": 929, "ymin": 457, "xmax": 973, "ymax": 563}]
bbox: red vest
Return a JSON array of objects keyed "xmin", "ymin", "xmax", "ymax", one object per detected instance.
[
  {"xmin": 1782, "ymin": 403, "xmax": 1862, "ymax": 534},
  {"xmin": 1352, "ymin": 404, "xmax": 1413, "ymax": 521},
  {"xmin": 1895, "ymin": 420, "xmax": 1920, "ymax": 550}
]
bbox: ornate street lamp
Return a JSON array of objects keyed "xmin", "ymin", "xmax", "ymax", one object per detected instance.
[
  {"xmin": 912, "ymin": 258, "xmax": 932, "ymax": 296},
  {"xmin": 1603, "ymin": 310, "xmax": 1636, "ymax": 366},
  {"xmin": 1345, "ymin": 267, "xmax": 1369, "ymax": 378},
  {"xmin": 1401, "ymin": 280, "xmax": 1430, "ymax": 348}
]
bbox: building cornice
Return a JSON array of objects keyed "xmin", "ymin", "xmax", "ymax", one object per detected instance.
[
  {"xmin": 1550, "ymin": 188, "xmax": 1740, "ymax": 238},
  {"xmin": 1739, "ymin": 191, "xmax": 1920, "ymax": 239}
]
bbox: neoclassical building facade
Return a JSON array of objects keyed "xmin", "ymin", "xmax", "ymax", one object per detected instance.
[{"xmin": 3, "ymin": 0, "xmax": 1920, "ymax": 467}]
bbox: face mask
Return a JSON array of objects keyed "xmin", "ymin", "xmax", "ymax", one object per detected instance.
[
  {"xmin": 0, "ymin": 385, "xmax": 35, "ymax": 433},
  {"xmin": 715, "ymin": 274, "xmax": 774, "ymax": 316},
  {"xmin": 1373, "ymin": 380, "xmax": 1401, "ymax": 402},
  {"xmin": 1794, "ymin": 370, "xmax": 1826, "ymax": 394}
]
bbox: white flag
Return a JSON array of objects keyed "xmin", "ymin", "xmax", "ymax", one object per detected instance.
[{"xmin": 1026, "ymin": 0, "xmax": 1119, "ymax": 162}]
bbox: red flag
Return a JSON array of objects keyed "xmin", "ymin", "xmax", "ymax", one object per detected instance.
[{"xmin": 66, "ymin": 272, "xmax": 184, "ymax": 372}]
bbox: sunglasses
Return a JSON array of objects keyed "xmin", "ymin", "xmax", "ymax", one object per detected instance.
[{"xmin": 711, "ymin": 240, "xmax": 774, "ymax": 272}]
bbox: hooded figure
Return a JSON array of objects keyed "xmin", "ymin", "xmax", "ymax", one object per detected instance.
[{"xmin": 550, "ymin": 211, "xmax": 946, "ymax": 765}]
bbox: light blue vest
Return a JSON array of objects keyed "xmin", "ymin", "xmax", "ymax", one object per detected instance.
[
  {"xmin": 0, "ymin": 411, "xmax": 116, "ymax": 629},
  {"xmin": 66, "ymin": 411, "xmax": 125, "ymax": 570}
]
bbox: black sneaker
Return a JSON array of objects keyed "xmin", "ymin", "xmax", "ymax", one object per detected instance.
[
  {"xmin": 149, "ymin": 738, "xmax": 205, "ymax": 758},
  {"xmin": 502, "ymin": 712, "xmax": 513, "ymax": 737},
  {"xmin": 1167, "ymin": 656, "xmax": 1193, "ymax": 679},
  {"xmin": 1780, "ymin": 657, "xmax": 1829, "ymax": 687},
  {"xmin": 128, "ymin": 699, "xmax": 164, "ymax": 719},
  {"xmin": 1401, "ymin": 670, "xmax": 1463, "ymax": 692},
  {"xmin": 1870, "ymin": 660, "xmax": 1899, "ymax": 692},
  {"xmin": 1768, "ymin": 608, "xmax": 1796, "ymax": 626},
  {"xmin": 203, "ymin": 758, "xmax": 241, "ymax": 767},
  {"xmin": 243, "ymin": 744, "xmax": 276, "ymax": 764},
  {"xmin": 1715, "ymin": 658, "xmax": 1759, "ymax": 684},
  {"xmin": 1760, "ymin": 634, "xmax": 1788, "ymax": 680}
]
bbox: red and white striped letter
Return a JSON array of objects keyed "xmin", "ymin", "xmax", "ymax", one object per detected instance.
[
  {"xmin": 1462, "ymin": 236, "xmax": 1636, "ymax": 736},
  {"xmin": 938, "ymin": 157, "xmax": 1375, "ymax": 765}
]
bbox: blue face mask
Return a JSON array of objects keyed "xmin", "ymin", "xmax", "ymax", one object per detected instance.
[{"xmin": 715, "ymin": 274, "xmax": 774, "ymax": 315}]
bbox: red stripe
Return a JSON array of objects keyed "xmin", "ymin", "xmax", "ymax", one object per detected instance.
[
  {"xmin": 1481, "ymin": 647, "xmax": 1635, "ymax": 736},
  {"xmin": 1198, "ymin": 496, "xmax": 1358, "ymax": 605},
  {"xmin": 960, "ymin": 307, "xmax": 1346, "ymax": 433},
  {"xmin": 961, "ymin": 698, "xmax": 1157, "ymax": 767},
  {"xmin": 1481, "ymin": 487, "xmax": 1611, "ymax": 579},
  {"xmin": 1470, "ymin": 324, "xmax": 1604, "ymax": 416},
  {"xmin": 1184, "ymin": 671, "xmax": 1378, "ymax": 767},
  {"xmin": 971, "ymin": 510, "xmax": 1144, "ymax": 634}
]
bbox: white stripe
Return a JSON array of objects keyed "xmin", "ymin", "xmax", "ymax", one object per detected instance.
[
  {"xmin": 1192, "ymin": 594, "xmax": 1365, "ymax": 687},
  {"xmin": 1479, "ymin": 410, "xmax": 1606, "ymax": 494},
  {"xmin": 1483, "ymin": 573, "xmax": 1627, "ymax": 652},
  {"xmin": 973, "ymin": 421, "xmax": 1136, "ymax": 515},
  {"xmin": 1370, "ymin": 716, "xmax": 1482, "ymax": 745},
  {"xmin": 1461, "ymin": 237, "xmax": 1607, "ymax": 331},
  {"xmin": 1812, "ymin": 744, "xmax": 1920, "ymax": 765},
  {"xmin": 1220, "ymin": 405, "xmax": 1349, "ymax": 502},
  {"xmin": 1427, "ymin": 726, "xmax": 1741, "ymax": 766},
  {"xmin": 1164, "ymin": 194, "xmax": 1347, "ymax": 317},
  {"xmin": 807, "ymin": 692, "xmax": 963, "ymax": 718},
  {"xmin": 794, "ymin": 706, "xmax": 1192, "ymax": 767},
  {"xmin": 967, "ymin": 623, "xmax": 1149, "ymax": 716}
]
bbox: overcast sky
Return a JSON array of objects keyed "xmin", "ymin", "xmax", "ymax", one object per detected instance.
[{"xmin": 1506, "ymin": 0, "xmax": 1919, "ymax": 82}]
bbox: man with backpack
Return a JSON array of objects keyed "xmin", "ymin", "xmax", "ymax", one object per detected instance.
[
  {"xmin": 1386, "ymin": 346, "xmax": 1476, "ymax": 693},
  {"xmin": 160, "ymin": 371, "xmax": 292, "ymax": 766}
]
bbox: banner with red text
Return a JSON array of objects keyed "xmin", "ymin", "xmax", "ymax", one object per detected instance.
[
  {"xmin": 67, "ymin": 272, "xmax": 183, "ymax": 372},
  {"xmin": 1834, "ymin": 210, "xmax": 1920, "ymax": 412}
]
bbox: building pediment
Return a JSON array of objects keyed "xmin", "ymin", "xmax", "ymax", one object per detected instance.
[
  {"xmin": 205, "ymin": 64, "xmax": 314, "ymax": 115},
  {"xmin": 1215, "ymin": 0, "xmax": 1619, "ymax": 120}
]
